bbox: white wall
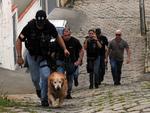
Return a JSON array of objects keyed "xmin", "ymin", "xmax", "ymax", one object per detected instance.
[
  {"xmin": 0, "ymin": 0, "xmax": 41, "ymax": 70},
  {"xmin": 17, "ymin": 1, "xmax": 41, "ymax": 35},
  {"xmin": 17, "ymin": 0, "xmax": 41, "ymax": 65},
  {"xmin": 0, "ymin": 0, "xmax": 15, "ymax": 70},
  {"xmin": 0, "ymin": 2, "xmax": 3, "ymax": 64}
]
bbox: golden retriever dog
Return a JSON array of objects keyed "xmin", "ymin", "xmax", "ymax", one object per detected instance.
[{"xmin": 48, "ymin": 72, "xmax": 68, "ymax": 107}]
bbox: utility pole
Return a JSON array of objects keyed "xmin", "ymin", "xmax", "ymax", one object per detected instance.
[{"xmin": 139, "ymin": 0, "xmax": 146, "ymax": 35}]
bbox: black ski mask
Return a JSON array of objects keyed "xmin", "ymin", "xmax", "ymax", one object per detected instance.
[{"xmin": 35, "ymin": 10, "xmax": 47, "ymax": 28}]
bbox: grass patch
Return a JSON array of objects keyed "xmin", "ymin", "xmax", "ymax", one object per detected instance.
[
  {"xmin": 0, "ymin": 106, "xmax": 9, "ymax": 112},
  {"xmin": 0, "ymin": 82, "xmax": 20, "ymax": 107},
  {"xmin": 141, "ymin": 81, "xmax": 150, "ymax": 89},
  {"xmin": 118, "ymin": 94, "xmax": 125, "ymax": 103},
  {"xmin": 0, "ymin": 82, "xmax": 50, "ymax": 112},
  {"xmin": 108, "ymin": 91, "xmax": 114, "ymax": 106},
  {"xmin": 0, "ymin": 98, "xmax": 21, "ymax": 107}
]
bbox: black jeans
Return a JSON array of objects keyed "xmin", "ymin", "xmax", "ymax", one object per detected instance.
[
  {"xmin": 87, "ymin": 59, "xmax": 99, "ymax": 87},
  {"xmin": 98, "ymin": 56, "xmax": 106, "ymax": 83}
]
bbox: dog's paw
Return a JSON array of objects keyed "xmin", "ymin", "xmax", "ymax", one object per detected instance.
[
  {"xmin": 56, "ymin": 99, "xmax": 59, "ymax": 103},
  {"xmin": 52, "ymin": 101, "xmax": 59, "ymax": 107}
]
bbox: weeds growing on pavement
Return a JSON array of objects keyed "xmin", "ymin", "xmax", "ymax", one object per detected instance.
[
  {"xmin": 0, "ymin": 82, "xmax": 20, "ymax": 107},
  {"xmin": 141, "ymin": 81, "xmax": 150, "ymax": 89},
  {"xmin": 0, "ymin": 83, "xmax": 37, "ymax": 112},
  {"xmin": 0, "ymin": 82, "xmax": 8, "ymax": 99}
]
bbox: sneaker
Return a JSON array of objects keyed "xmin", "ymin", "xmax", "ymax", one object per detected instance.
[
  {"xmin": 66, "ymin": 94, "xmax": 73, "ymax": 99},
  {"xmin": 41, "ymin": 100, "xmax": 49, "ymax": 107},
  {"xmin": 74, "ymin": 78, "xmax": 79, "ymax": 87},
  {"xmin": 36, "ymin": 90, "xmax": 41, "ymax": 98}
]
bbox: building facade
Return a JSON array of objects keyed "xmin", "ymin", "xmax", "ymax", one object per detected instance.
[
  {"xmin": 0, "ymin": 0, "xmax": 42, "ymax": 70},
  {"xmin": 0, "ymin": 0, "xmax": 69, "ymax": 70}
]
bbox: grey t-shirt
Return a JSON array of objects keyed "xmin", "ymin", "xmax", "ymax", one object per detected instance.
[{"xmin": 108, "ymin": 38, "xmax": 129, "ymax": 61}]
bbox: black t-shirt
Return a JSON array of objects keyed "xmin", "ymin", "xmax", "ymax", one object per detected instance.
[
  {"xmin": 97, "ymin": 35, "xmax": 108, "ymax": 56},
  {"xmin": 58, "ymin": 36, "xmax": 82, "ymax": 62}
]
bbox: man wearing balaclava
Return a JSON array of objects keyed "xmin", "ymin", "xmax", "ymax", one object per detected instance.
[{"xmin": 16, "ymin": 10, "xmax": 69, "ymax": 106}]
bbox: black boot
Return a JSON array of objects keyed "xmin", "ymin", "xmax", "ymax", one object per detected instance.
[
  {"xmin": 95, "ymin": 83, "xmax": 99, "ymax": 89},
  {"xmin": 89, "ymin": 73, "xmax": 93, "ymax": 89},
  {"xmin": 66, "ymin": 93, "xmax": 73, "ymax": 99},
  {"xmin": 41, "ymin": 100, "xmax": 49, "ymax": 107},
  {"xmin": 74, "ymin": 77, "xmax": 79, "ymax": 87},
  {"xmin": 36, "ymin": 90, "xmax": 41, "ymax": 98}
]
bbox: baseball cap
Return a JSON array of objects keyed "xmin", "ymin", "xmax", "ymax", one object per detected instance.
[{"xmin": 95, "ymin": 28, "xmax": 101, "ymax": 34}]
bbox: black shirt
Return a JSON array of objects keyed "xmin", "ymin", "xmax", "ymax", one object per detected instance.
[
  {"xmin": 19, "ymin": 19, "xmax": 59, "ymax": 56},
  {"xmin": 97, "ymin": 35, "xmax": 108, "ymax": 56},
  {"xmin": 58, "ymin": 36, "xmax": 82, "ymax": 62},
  {"xmin": 19, "ymin": 19, "xmax": 58, "ymax": 41}
]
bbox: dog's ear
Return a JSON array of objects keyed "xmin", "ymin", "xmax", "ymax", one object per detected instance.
[
  {"xmin": 49, "ymin": 78, "xmax": 53, "ymax": 86},
  {"xmin": 51, "ymin": 79, "xmax": 54, "ymax": 84},
  {"xmin": 61, "ymin": 78, "xmax": 64, "ymax": 86},
  {"xmin": 63, "ymin": 73, "xmax": 67, "ymax": 80},
  {"xmin": 64, "ymin": 71, "xmax": 67, "ymax": 75}
]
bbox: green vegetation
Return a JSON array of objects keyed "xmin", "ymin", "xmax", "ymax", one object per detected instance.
[
  {"xmin": 141, "ymin": 81, "xmax": 150, "ymax": 89},
  {"xmin": 0, "ymin": 97, "xmax": 20, "ymax": 107},
  {"xmin": 0, "ymin": 83, "xmax": 19, "ymax": 107},
  {"xmin": 118, "ymin": 94, "xmax": 125, "ymax": 103},
  {"xmin": 107, "ymin": 91, "xmax": 114, "ymax": 106}
]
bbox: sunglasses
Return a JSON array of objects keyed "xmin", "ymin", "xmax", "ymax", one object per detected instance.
[{"xmin": 116, "ymin": 34, "xmax": 121, "ymax": 36}]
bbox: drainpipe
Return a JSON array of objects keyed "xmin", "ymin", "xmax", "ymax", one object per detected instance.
[
  {"xmin": 45, "ymin": 0, "xmax": 48, "ymax": 15},
  {"xmin": 57, "ymin": 0, "xmax": 60, "ymax": 7},
  {"xmin": 139, "ymin": 0, "xmax": 146, "ymax": 36}
]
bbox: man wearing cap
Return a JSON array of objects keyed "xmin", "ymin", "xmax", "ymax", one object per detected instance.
[
  {"xmin": 16, "ymin": 10, "xmax": 69, "ymax": 106},
  {"xmin": 106, "ymin": 30, "xmax": 131, "ymax": 85},
  {"xmin": 95, "ymin": 28, "xmax": 108, "ymax": 86}
]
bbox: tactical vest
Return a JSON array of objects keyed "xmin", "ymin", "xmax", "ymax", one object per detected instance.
[
  {"xmin": 86, "ymin": 39, "xmax": 99, "ymax": 59},
  {"xmin": 25, "ymin": 27, "xmax": 53, "ymax": 57}
]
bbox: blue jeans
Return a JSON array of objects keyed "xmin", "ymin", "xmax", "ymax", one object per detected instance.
[
  {"xmin": 26, "ymin": 51, "xmax": 64, "ymax": 101},
  {"xmin": 110, "ymin": 58, "xmax": 123, "ymax": 84},
  {"xmin": 57, "ymin": 59, "xmax": 79, "ymax": 94},
  {"xmin": 97, "ymin": 55, "xmax": 105, "ymax": 83},
  {"xmin": 67, "ymin": 67, "xmax": 79, "ymax": 94},
  {"xmin": 26, "ymin": 51, "xmax": 41, "ymax": 91}
]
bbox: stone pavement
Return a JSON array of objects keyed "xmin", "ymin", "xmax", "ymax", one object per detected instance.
[{"xmin": 5, "ymin": 0, "xmax": 150, "ymax": 112}]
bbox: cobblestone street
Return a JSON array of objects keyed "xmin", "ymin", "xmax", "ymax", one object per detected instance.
[{"xmin": 6, "ymin": 0, "xmax": 150, "ymax": 113}]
